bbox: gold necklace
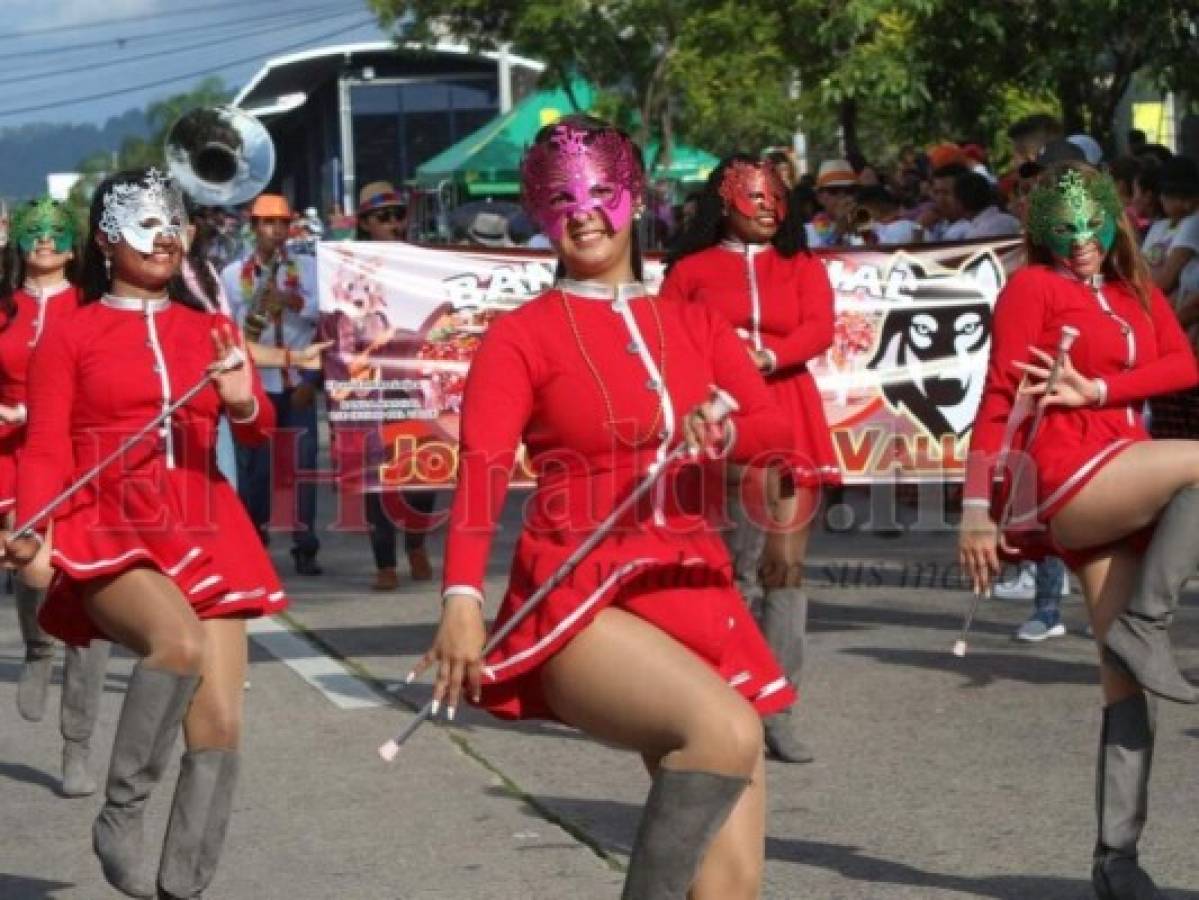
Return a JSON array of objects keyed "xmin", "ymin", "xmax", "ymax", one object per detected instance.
[{"xmin": 559, "ymin": 289, "xmax": 667, "ymax": 448}]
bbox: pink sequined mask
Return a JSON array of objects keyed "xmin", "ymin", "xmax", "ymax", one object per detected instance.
[
  {"xmin": 521, "ymin": 124, "xmax": 644, "ymax": 241},
  {"xmin": 719, "ymin": 161, "xmax": 788, "ymax": 222}
]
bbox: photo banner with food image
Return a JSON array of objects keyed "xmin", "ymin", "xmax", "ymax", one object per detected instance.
[{"xmin": 316, "ymin": 238, "xmax": 1024, "ymax": 491}]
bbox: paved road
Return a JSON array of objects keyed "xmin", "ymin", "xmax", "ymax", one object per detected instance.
[{"xmin": 3, "ymin": 489, "xmax": 1199, "ymax": 899}]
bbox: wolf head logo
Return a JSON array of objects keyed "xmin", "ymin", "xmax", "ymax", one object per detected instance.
[{"xmin": 865, "ymin": 251, "xmax": 1003, "ymax": 438}]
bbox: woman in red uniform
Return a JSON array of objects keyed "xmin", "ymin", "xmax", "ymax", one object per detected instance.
[
  {"xmin": 414, "ymin": 117, "xmax": 795, "ymax": 899},
  {"xmin": 5, "ymin": 168, "xmax": 286, "ymax": 900},
  {"xmin": 960, "ymin": 162, "xmax": 1199, "ymax": 900},
  {"xmin": 2, "ymin": 197, "xmax": 113, "ymax": 799},
  {"xmin": 659, "ymin": 155, "xmax": 838, "ymax": 764}
]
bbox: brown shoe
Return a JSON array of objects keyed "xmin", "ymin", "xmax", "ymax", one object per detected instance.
[
  {"xmin": 372, "ymin": 568, "xmax": 399, "ymax": 591},
  {"xmin": 407, "ymin": 548, "xmax": 433, "ymax": 581}
]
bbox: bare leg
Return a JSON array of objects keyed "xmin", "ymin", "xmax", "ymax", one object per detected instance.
[
  {"xmin": 542, "ymin": 607, "xmax": 763, "ymax": 899},
  {"xmin": 1074, "ymin": 549, "xmax": 1141, "ymax": 705},
  {"xmin": 83, "ymin": 569, "xmax": 204, "ymax": 898},
  {"xmin": 1051, "ymin": 440, "xmax": 1199, "ymax": 550},
  {"xmin": 160, "ymin": 618, "xmax": 246, "ymax": 899},
  {"xmin": 1074, "ymin": 548, "xmax": 1164, "ymax": 898},
  {"xmin": 1054, "ymin": 440, "xmax": 1199, "ymax": 703},
  {"xmin": 757, "ymin": 470, "xmax": 819, "ymax": 764}
]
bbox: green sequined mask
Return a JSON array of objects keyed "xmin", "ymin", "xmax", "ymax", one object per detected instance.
[
  {"xmin": 12, "ymin": 197, "xmax": 77, "ymax": 254},
  {"xmin": 1027, "ymin": 169, "xmax": 1119, "ymax": 258}
]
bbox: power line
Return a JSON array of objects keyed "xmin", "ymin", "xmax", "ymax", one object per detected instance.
[
  {"xmin": 0, "ymin": 8, "xmax": 362, "ymax": 89},
  {"xmin": 0, "ymin": 17, "xmax": 379, "ymax": 119},
  {"xmin": 3, "ymin": 2, "xmax": 351, "ymax": 60},
  {"xmin": 0, "ymin": 0, "xmax": 348, "ymax": 40}
]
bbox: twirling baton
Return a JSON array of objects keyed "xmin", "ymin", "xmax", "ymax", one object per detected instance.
[
  {"xmin": 378, "ymin": 389, "xmax": 740, "ymax": 761},
  {"xmin": 952, "ymin": 325, "xmax": 1079, "ymax": 658},
  {"xmin": 9, "ymin": 347, "xmax": 246, "ymax": 542}
]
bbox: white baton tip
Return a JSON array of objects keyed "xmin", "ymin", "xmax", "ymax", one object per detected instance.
[
  {"xmin": 952, "ymin": 640, "xmax": 967, "ymax": 658},
  {"xmin": 378, "ymin": 739, "xmax": 400, "ymax": 762}
]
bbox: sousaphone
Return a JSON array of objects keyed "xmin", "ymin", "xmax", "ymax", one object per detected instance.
[{"xmin": 165, "ymin": 105, "xmax": 275, "ymax": 206}]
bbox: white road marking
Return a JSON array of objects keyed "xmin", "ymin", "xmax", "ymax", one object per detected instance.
[{"xmin": 248, "ymin": 616, "xmax": 384, "ymax": 710}]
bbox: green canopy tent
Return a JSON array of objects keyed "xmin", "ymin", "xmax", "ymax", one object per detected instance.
[
  {"xmin": 414, "ymin": 78, "xmax": 596, "ymax": 198},
  {"xmin": 414, "ymin": 79, "xmax": 719, "ymax": 199}
]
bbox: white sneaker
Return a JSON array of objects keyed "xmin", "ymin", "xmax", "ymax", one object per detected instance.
[
  {"xmin": 992, "ymin": 564, "xmax": 1036, "ymax": 601},
  {"xmin": 1015, "ymin": 617, "xmax": 1067, "ymax": 642}
]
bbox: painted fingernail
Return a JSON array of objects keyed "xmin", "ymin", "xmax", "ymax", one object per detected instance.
[
  {"xmin": 405, "ymin": 671, "xmax": 415, "ymax": 684},
  {"xmin": 430, "ymin": 699, "xmax": 440, "ymax": 716},
  {"xmin": 447, "ymin": 705, "xmax": 456, "ymax": 722}
]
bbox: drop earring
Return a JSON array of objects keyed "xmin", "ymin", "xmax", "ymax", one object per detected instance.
[{"xmin": 104, "ymin": 255, "xmax": 111, "ymax": 278}]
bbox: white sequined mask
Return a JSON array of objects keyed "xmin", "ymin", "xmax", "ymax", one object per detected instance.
[{"xmin": 98, "ymin": 168, "xmax": 189, "ymax": 254}]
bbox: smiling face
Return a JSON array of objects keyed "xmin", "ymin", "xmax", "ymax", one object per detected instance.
[
  {"xmin": 1028, "ymin": 168, "xmax": 1120, "ymax": 277},
  {"xmin": 720, "ymin": 161, "xmax": 788, "ymax": 243},
  {"xmin": 521, "ymin": 123, "xmax": 644, "ymax": 242}
]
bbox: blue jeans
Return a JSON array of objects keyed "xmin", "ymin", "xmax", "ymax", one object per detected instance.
[
  {"xmin": 235, "ymin": 388, "xmax": 320, "ymax": 556},
  {"xmin": 1032, "ymin": 555, "xmax": 1067, "ymax": 625}
]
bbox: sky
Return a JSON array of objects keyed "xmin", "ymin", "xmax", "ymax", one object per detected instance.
[{"xmin": 0, "ymin": 0, "xmax": 390, "ymax": 127}]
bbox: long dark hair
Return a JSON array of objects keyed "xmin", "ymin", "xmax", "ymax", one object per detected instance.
[
  {"xmin": 665, "ymin": 153, "xmax": 808, "ymax": 272},
  {"xmin": 1024, "ymin": 161, "xmax": 1154, "ymax": 310},
  {"xmin": 175, "ymin": 198, "xmax": 223, "ymax": 311},
  {"xmin": 0, "ymin": 201, "xmax": 83, "ymax": 331},
  {"xmin": 526, "ymin": 114, "xmax": 647, "ymax": 282},
  {"xmin": 80, "ymin": 168, "xmax": 205, "ymax": 310}
]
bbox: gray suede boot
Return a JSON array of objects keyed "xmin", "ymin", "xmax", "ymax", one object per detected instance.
[
  {"xmin": 94, "ymin": 665, "xmax": 200, "ymax": 899},
  {"xmin": 759, "ymin": 587, "xmax": 813, "ymax": 763},
  {"xmin": 156, "ymin": 749, "xmax": 240, "ymax": 899},
  {"xmin": 61, "ymin": 641, "xmax": 112, "ymax": 797},
  {"xmin": 15, "ymin": 580, "xmax": 54, "ymax": 722},
  {"xmin": 621, "ymin": 768, "xmax": 749, "ymax": 900},
  {"xmin": 1092, "ymin": 693, "xmax": 1165, "ymax": 900},
  {"xmin": 1104, "ymin": 485, "xmax": 1199, "ymax": 704},
  {"xmin": 723, "ymin": 488, "xmax": 766, "ymax": 609}
]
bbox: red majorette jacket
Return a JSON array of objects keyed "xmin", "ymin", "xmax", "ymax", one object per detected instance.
[{"xmin": 963, "ymin": 265, "xmax": 1198, "ymax": 523}]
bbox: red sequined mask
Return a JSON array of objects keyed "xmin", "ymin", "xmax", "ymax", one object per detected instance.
[{"xmin": 719, "ymin": 161, "xmax": 788, "ymax": 222}]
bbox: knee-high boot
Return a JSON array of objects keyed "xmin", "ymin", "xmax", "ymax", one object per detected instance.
[
  {"xmin": 15, "ymin": 580, "xmax": 54, "ymax": 722},
  {"xmin": 759, "ymin": 587, "xmax": 813, "ymax": 763},
  {"xmin": 723, "ymin": 489, "xmax": 766, "ymax": 610},
  {"xmin": 157, "ymin": 749, "xmax": 240, "ymax": 899},
  {"xmin": 621, "ymin": 768, "xmax": 749, "ymax": 900},
  {"xmin": 60, "ymin": 641, "xmax": 112, "ymax": 797},
  {"xmin": 1103, "ymin": 485, "xmax": 1199, "ymax": 704},
  {"xmin": 1092, "ymin": 693, "xmax": 1164, "ymax": 900},
  {"xmin": 94, "ymin": 664, "xmax": 200, "ymax": 898}
]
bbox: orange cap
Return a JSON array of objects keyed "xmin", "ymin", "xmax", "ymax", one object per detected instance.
[
  {"xmin": 250, "ymin": 194, "xmax": 292, "ymax": 219},
  {"xmin": 927, "ymin": 142, "xmax": 967, "ymax": 171}
]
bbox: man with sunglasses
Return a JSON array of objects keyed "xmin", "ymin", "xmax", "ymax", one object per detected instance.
[{"xmin": 356, "ymin": 182, "xmax": 410, "ymax": 241}]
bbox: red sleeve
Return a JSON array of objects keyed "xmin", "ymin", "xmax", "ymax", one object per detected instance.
[
  {"xmin": 701, "ymin": 307, "xmax": 793, "ymax": 462},
  {"xmin": 655, "ymin": 263, "xmax": 689, "ymax": 305},
  {"xmin": 216, "ymin": 313, "xmax": 275, "ymax": 446},
  {"xmin": 16, "ymin": 319, "xmax": 77, "ymax": 535},
  {"xmin": 963, "ymin": 269, "xmax": 1048, "ymax": 501},
  {"xmin": 759, "ymin": 255, "xmax": 835, "ymax": 371},
  {"xmin": 441, "ymin": 314, "xmax": 536, "ymax": 595},
  {"xmin": 1101, "ymin": 285, "xmax": 1199, "ymax": 406}
]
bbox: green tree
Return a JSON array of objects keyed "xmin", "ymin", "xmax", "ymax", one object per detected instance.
[{"xmin": 370, "ymin": 1, "xmax": 800, "ymax": 160}]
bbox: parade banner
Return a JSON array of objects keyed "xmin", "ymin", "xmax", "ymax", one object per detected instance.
[{"xmin": 317, "ymin": 238, "xmax": 1024, "ymax": 490}]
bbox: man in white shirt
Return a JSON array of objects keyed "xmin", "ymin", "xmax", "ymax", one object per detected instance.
[
  {"xmin": 955, "ymin": 172, "xmax": 1022, "ymax": 239},
  {"xmin": 221, "ymin": 193, "xmax": 323, "ymax": 575}
]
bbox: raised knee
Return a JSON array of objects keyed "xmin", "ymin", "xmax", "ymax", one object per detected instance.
[
  {"xmin": 690, "ymin": 703, "xmax": 762, "ymax": 776},
  {"xmin": 148, "ymin": 627, "xmax": 206, "ymax": 676}
]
